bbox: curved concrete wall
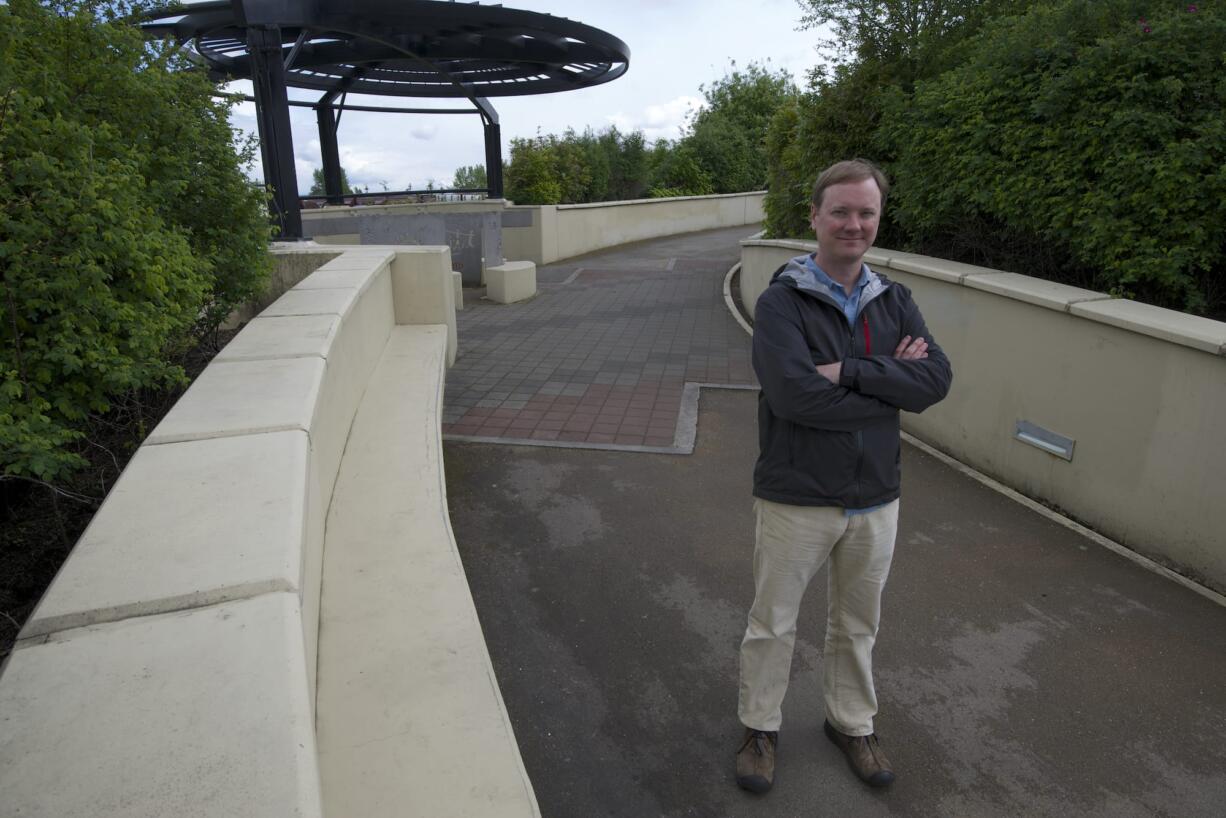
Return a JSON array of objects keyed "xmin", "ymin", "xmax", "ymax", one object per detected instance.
[
  {"xmin": 503, "ymin": 191, "xmax": 765, "ymax": 265},
  {"xmin": 740, "ymin": 239, "xmax": 1226, "ymax": 592},
  {"xmin": 0, "ymin": 244, "xmax": 533, "ymax": 818}
]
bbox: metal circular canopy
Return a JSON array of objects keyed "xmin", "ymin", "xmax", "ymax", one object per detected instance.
[{"xmin": 142, "ymin": 0, "xmax": 631, "ymax": 98}]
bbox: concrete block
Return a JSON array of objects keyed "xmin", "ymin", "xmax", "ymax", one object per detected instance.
[
  {"xmin": 883, "ymin": 253, "xmax": 993, "ymax": 284},
  {"xmin": 389, "ymin": 247, "xmax": 458, "ymax": 366},
  {"xmin": 260, "ymin": 286, "xmax": 360, "ymax": 318},
  {"xmin": 1070, "ymin": 298, "xmax": 1226, "ymax": 355},
  {"xmin": 486, "ymin": 260, "xmax": 537, "ymax": 304},
  {"xmin": 22, "ymin": 430, "xmax": 309, "ymax": 639},
  {"xmin": 962, "ymin": 272, "xmax": 1111, "ymax": 312},
  {"xmin": 296, "ymin": 254, "xmax": 393, "ymax": 290},
  {"xmin": 214, "ymin": 314, "xmax": 341, "ymax": 362},
  {"xmin": 453, "ymin": 269, "xmax": 464, "ymax": 311},
  {"xmin": 146, "ymin": 357, "xmax": 325, "ymax": 445},
  {"xmin": 0, "ymin": 594, "xmax": 322, "ymax": 818}
]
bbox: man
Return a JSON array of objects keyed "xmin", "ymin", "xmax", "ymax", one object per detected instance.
[{"xmin": 735, "ymin": 159, "xmax": 952, "ymax": 794}]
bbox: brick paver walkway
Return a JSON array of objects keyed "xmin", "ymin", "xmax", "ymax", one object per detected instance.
[{"xmin": 442, "ymin": 225, "xmax": 760, "ymax": 450}]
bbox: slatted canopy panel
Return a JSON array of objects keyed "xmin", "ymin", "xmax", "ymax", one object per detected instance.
[{"xmin": 140, "ymin": 0, "xmax": 630, "ymax": 236}]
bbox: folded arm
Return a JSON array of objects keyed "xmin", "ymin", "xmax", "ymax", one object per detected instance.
[
  {"xmin": 753, "ymin": 297, "xmax": 898, "ymax": 431},
  {"xmin": 834, "ymin": 299, "xmax": 953, "ymax": 413}
]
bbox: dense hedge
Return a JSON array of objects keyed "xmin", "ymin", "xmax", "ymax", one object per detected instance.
[
  {"xmin": 765, "ymin": 0, "xmax": 1224, "ymax": 315},
  {"xmin": 0, "ymin": 1, "xmax": 272, "ymax": 481}
]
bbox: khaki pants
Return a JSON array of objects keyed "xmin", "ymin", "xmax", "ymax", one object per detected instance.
[{"xmin": 738, "ymin": 497, "xmax": 899, "ymax": 736}]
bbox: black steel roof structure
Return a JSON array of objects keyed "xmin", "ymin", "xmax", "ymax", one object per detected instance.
[{"xmin": 141, "ymin": 0, "xmax": 630, "ymax": 238}]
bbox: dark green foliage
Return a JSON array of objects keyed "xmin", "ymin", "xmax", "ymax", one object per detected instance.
[
  {"xmin": 685, "ymin": 62, "xmax": 798, "ymax": 193},
  {"xmin": 881, "ymin": 0, "xmax": 1224, "ymax": 311},
  {"xmin": 765, "ymin": 1, "xmax": 1019, "ymax": 243},
  {"xmin": 766, "ymin": 0, "xmax": 1223, "ymax": 313},
  {"xmin": 309, "ymin": 166, "xmax": 356, "ymax": 195},
  {"xmin": 647, "ymin": 142, "xmax": 713, "ymax": 198},
  {"xmin": 763, "ymin": 60, "xmax": 892, "ymax": 241},
  {"xmin": 796, "ymin": 0, "xmax": 1032, "ymax": 87},
  {"xmin": 0, "ymin": 1, "xmax": 272, "ymax": 480},
  {"xmin": 506, "ymin": 127, "xmax": 651, "ymax": 205}
]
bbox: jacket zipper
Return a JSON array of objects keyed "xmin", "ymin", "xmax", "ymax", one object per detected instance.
[{"xmin": 850, "ymin": 315, "xmax": 863, "ymax": 507}]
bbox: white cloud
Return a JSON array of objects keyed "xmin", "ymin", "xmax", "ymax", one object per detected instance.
[
  {"xmin": 410, "ymin": 125, "xmax": 438, "ymax": 140},
  {"xmin": 606, "ymin": 95, "xmax": 704, "ymax": 142}
]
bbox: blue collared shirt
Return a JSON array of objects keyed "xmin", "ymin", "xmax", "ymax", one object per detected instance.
[
  {"xmin": 803, "ymin": 256, "xmax": 885, "ymax": 517},
  {"xmin": 803, "ymin": 256, "xmax": 872, "ymax": 328}
]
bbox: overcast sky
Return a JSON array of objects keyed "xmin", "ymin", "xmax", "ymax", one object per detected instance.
[{"xmin": 224, "ymin": 0, "xmax": 829, "ymax": 192}]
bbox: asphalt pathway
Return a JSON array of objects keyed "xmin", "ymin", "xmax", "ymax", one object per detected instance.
[{"xmin": 442, "ymin": 229, "xmax": 1226, "ymax": 817}]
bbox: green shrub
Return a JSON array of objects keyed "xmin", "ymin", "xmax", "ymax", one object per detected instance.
[
  {"xmin": 881, "ymin": 0, "xmax": 1225, "ymax": 311},
  {"xmin": 0, "ymin": 1, "xmax": 271, "ymax": 480}
]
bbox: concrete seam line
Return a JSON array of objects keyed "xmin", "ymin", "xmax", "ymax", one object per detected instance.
[
  {"xmin": 901, "ymin": 431, "xmax": 1226, "ymax": 609},
  {"xmin": 723, "ymin": 262, "xmax": 754, "ymax": 337},
  {"xmin": 12, "ymin": 585, "xmax": 301, "ymax": 649}
]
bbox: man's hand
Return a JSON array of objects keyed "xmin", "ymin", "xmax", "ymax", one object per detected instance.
[
  {"xmin": 816, "ymin": 361, "xmax": 842, "ymax": 382},
  {"xmin": 894, "ymin": 335, "xmax": 928, "ymax": 360}
]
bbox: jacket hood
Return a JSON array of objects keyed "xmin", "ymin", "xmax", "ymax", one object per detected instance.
[{"xmin": 773, "ymin": 253, "xmax": 890, "ymax": 305}]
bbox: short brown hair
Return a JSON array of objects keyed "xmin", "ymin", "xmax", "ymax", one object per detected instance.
[{"xmin": 811, "ymin": 159, "xmax": 889, "ymax": 210}]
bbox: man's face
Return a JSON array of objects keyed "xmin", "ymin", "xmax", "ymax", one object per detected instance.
[{"xmin": 809, "ymin": 178, "xmax": 882, "ymax": 268}]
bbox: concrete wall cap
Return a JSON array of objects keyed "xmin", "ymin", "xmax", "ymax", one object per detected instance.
[
  {"xmin": 303, "ymin": 200, "xmax": 505, "ymax": 218},
  {"xmin": 884, "ymin": 254, "xmax": 996, "ymax": 284},
  {"xmin": 20, "ymin": 430, "xmax": 310, "ymax": 639},
  {"xmin": 962, "ymin": 272, "xmax": 1112, "ymax": 312},
  {"xmin": 269, "ymin": 245, "xmax": 342, "ymax": 261},
  {"xmin": 557, "ymin": 191, "xmax": 766, "ymax": 211},
  {"xmin": 146, "ymin": 356, "xmax": 325, "ymax": 445},
  {"xmin": 1, "ymin": 593, "xmax": 322, "ymax": 818},
  {"xmin": 1070, "ymin": 299, "xmax": 1226, "ymax": 355},
  {"xmin": 260, "ymin": 287, "xmax": 361, "ymax": 319},
  {"xmin": 214, "ymin": 314, "xmax": 341, "ymax": 363},
  {"xmin": 741, "ymin": 238, "xmax": 814, "ymax": 253},
  {"xmin": 294, "ymin": 257, "xmax": 391, "ymax": 291}
]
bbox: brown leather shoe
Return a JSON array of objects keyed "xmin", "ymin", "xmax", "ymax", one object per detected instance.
[
  {"xmin": 735, "ymin": 727, "xmax": 778, "ymax": 794},
  {"xmin": 823, "ymin": 720, "xmax": 895, "ymax": 787}
]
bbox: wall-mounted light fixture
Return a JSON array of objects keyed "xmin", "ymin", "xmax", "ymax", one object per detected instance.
[{"xmin": 1014, "ymin": 420, "xmax": 1075, "ymax": 461}]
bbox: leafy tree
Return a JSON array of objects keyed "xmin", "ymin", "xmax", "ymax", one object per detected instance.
[
  {"xmin": 309, "ymin": 166, "xmax": 355, "ymax": 195},
  {"xmin": 604, "ymin": 128, "xmax": 650, "ymax": 200},
  {"xmin": 0, "ymin": 0, "xmax": 271, "ymax": 480},
  {"xmin": 797, "ymin": 0, "xmax": 1031, "ymax": 87},
  {"xmin": 685, "ymin": 62, "xmax": 797, "ymax": 193},
  {"xmin": 451, "ymin": 164, "xmax": 487, "ymax": 190},
  {"xmin": 764, "ymin": 0, "xmax": 1031, "ymax": 240},
  {"xmin": 648, "ymin": 144, "xmax": 714, "ymax": 198},
  {"xmin": 505, "ymin": 136, "xmax": 563, "ymax": 204}
]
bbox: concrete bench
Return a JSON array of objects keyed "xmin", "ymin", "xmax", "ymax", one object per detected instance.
[
  {"xmin": 315, "ymin": 326, "xmax": 538, "ymax": 816},
  {"xmin": 0, "ymin": 244, "xmax": 534, "ymax": 817},
  {"xmin": 485, "ymin": 260, "xmax": 537, "ymax": 304}
]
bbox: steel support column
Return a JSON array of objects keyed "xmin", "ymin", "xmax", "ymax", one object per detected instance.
[
  {"xmin": 316, "ymin": 96, "xmax": 343, "ymax": 205},
  {"xmin": 247, "ymin": 25, "xmax": 302, "ymax": 238},
  {"xmin": 476, "ymin": 98, "xmax": 503, "ymax": 199}
]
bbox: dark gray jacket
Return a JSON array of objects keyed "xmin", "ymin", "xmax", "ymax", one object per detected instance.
[{"xmin": 752, "ymin": 254, "xmax": 952, "ymax": 508}]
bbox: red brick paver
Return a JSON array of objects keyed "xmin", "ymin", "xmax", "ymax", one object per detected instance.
[{"xmin": 442, "ymin": 225, "xmax": 759, "ymax": 450}]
